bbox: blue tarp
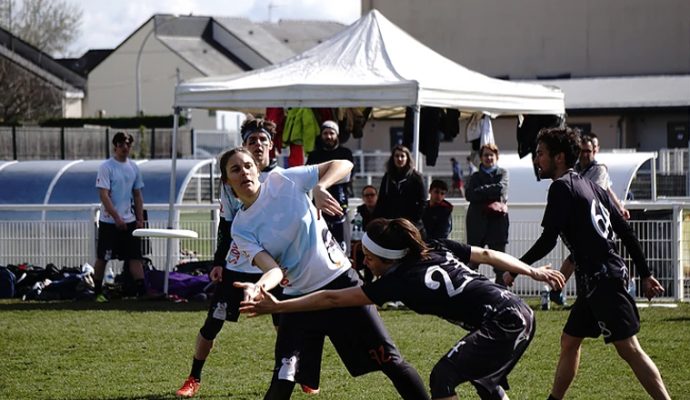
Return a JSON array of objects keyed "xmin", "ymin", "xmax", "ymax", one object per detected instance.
[{"xmin": 0, "ymin": 159, "xmax": 214, "ymax": 221}]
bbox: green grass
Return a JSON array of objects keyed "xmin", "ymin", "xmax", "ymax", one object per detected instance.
[{"xmin": 0, "ymin": 299, "xmax": 688, "ymax": 399}]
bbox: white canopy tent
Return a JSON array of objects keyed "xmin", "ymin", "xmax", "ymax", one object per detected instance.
[
  {"xmin": 174, "ymin": 8, "xmax": 565, "ymax": 171},
  {"xmin": 164, "ymin": 10, "xmax": 566, "ymax": 289},
  {"xmin": 175, "ymin": 9, "xmax": 565, "ymax": 114}
]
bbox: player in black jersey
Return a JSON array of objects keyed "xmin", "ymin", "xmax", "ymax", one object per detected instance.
[
  {"xmin": 239, "ymin": 218, "xmax": 565, "ymax": 400},
  {"xmin": 505, "ymin": 127, "xmax": 670, "ymax": 400}
]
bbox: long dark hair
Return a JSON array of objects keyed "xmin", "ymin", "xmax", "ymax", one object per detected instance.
[{"xmin": 366, "ymin": 218, "xmax": 430, "ymax": 263}]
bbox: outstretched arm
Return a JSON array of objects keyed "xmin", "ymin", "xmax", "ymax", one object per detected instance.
[
  {"xmin": 237, "ymin": 285, "xmax": 372, "ymax": 317},
  {"xmin": 471, "ymin": 246, "xmax": 565, "ymax": 290}
]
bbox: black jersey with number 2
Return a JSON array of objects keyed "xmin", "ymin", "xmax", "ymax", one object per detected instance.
[{"xmin": 361, "ymin": 243, "xmax": 521, "ymax": 332}]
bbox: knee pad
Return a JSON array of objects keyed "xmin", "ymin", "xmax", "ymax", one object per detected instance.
[
  {"xmin": 199, "ymin": 317, "xmax": 224, "ymax": 341},
  {"xmin": 429, "ymin": 360, "xmax": 459, "ymax": 399}
]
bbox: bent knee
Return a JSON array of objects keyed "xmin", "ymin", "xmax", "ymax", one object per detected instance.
[
  {"xmin": 199, "ymin": 318, "xmax": 224, "ymax": 341},
  {"xmin": 429, "ymin": 360, "xmax": 458, "ymax": 399}
]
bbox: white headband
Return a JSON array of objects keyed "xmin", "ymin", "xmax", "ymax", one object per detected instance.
[{"xmin": 362, "ymin": 233, "xmax": 408, "ymax": 260}]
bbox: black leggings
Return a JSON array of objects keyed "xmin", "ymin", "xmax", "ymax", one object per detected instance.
[{"xmin": 263, "ymin": 358, "xmax": 429, "ymax": 400}]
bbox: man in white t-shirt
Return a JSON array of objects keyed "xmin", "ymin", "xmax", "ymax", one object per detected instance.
[{"xmin": 93, "ymin": 131, "xmax": 145, "ymax": 302}]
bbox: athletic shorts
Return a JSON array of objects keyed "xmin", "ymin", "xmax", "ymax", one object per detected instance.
[
  {"xmin": 96, "ymin": 221, "xmax": 142, "ymax": 261},
  {"xmin": 564, "ymin": 277, "xmax": 640, "ymax": 343},
  {"xmin": 207, "ymin": 269, "xmax": 282, "ymax": 326},
  {"xmin": 431, "ymin": 298, "xmax": 535, "ymax": 399},
  {"xmin": 272, "ymin": 268, "xmax": 403, "ymax": 390}
]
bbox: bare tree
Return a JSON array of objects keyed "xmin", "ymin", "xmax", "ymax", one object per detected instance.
[
  {"xmin": 0, "ymin": 58, "xmax": 63, "ymax": 124},
  {"xmin": 0, "ymin": 0, "xmax": 82, "ymax": 56}
]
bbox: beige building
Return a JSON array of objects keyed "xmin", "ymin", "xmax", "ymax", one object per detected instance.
[
  {"xmin": 86, "ymin": 15, "xmax": 344, "ymax": 129},
  {"xmin": 359, "ymin": 0, "xmax": 690, "ymax": 153}
]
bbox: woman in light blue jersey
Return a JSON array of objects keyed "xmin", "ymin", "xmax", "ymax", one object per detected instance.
[{"xmin": 226, "ymin": 147, "xmax": 429, "ymax": 400}]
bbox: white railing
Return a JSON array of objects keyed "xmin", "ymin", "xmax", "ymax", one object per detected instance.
[{"xmin": 0, "ymin": 201, "xmax": 688, "ymax": 301}]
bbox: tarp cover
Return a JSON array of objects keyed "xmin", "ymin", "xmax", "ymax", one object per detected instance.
[
  {"xmin": 175, "ymin": 10, "xmax": 565, "ymax": 115},
  {"xmin": 0, "ymin": 159, "xmax": 214, "ymax": 220}
]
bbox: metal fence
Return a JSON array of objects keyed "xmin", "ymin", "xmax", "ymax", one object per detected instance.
[
  {"xmin": 0, "ymin": 126, "xmax": 194, "ymax": 160},
  {"xmin": 1, "ymin": 201, "xmax": 687, "ymax": 301}
]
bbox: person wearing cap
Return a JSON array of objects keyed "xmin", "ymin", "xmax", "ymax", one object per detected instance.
[
  {"xmin": 176, "ymin": 117, "xmax": 287, "ymax": 398},
  {"xmin": 239, "ymin": 217, "xmax": 565, "ymax": 400},
  {"xmin": 306, "ymin": 120, "xmax": 354, "ymax": 252},
  {"xmin": 93, "ymin": 131, "xmax": 146, "ymax": 302}
]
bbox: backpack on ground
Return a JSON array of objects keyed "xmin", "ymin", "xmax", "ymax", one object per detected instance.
[{"xmin": 0, "ymin": 266, "xmax": 16, "ymax": 298}]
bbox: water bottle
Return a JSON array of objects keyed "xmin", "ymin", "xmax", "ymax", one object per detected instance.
[
  {"xmin": 351, "ymin": 211, "xmax": 363, "ymax": 241},
  {"xmin": 540, "ymin": 286, "xmax": 550, "ymax": 310},
  {"xmin": 627, "ymin": 278, "xmax": 637, "ymax": 298},
  {"xmin": 104, "ymin": 265, "xmax": 115, "ymax": 285}
]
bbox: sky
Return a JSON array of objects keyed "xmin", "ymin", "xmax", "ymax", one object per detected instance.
[{"xmin": 65, "ymin": 0, "xmax": 361, "ymax": 57}]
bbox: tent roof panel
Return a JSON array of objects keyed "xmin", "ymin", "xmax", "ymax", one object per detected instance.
[{"xmin": 175, "ymin": 10, "xmax": 565, "ymax": 116}]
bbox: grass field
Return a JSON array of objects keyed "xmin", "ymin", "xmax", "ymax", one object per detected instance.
[{"xmin": 0, "ymin": 299, "xmax": 688, "ymax": 400}]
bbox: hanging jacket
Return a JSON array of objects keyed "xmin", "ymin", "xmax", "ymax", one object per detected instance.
[{"xmin": 282, "ymin": 108, "xmax": 320, "ymax": 153}]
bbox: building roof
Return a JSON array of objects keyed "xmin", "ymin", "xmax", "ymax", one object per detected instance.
[
  {"xmin": 214, "ymin": 17, "xmax": 295, "ymax": 66},
  {"xmin": 0, "ymin": 26, "xmax": 86, "ymax": 92},
  {"xmin": 259, "ymin": 19, "xmax": 346, "ymax": 53},
  {"xmin": 530, "ymin": 75, "xmax": 690, "ymax": 110},
  {"xmin": 158, "ymin": 35, "xmax": 246, "ymax": 76},
  {"xmin": 56, "ymin": 49, "xmax": 113, "ymax": 77},
  {"xmin": 139, "ymin": 15, "xmax": 346, "ymax": 77}
]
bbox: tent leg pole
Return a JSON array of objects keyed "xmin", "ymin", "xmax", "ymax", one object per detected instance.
[
  {"xmin": 412, "ymin": 104, "xmax": 421, "ymax": 171},
  {"xmin": 164, "ymin": 107, "xmax": 181, "ymax": 295}
]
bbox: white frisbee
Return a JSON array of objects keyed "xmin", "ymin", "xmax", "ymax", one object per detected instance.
[{"xmin": 132, "ymin": 228, "xmax": 199, "ymax": 239}]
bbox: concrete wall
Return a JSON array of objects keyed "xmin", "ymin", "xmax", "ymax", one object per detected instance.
[{"xmin": 362, "ymin": 0, "xmax": 690, "ymax": 78}]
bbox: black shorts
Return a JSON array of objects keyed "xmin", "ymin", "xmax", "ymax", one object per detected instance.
[
  {"xmin": 272, "ymin": 268, "xmax": 403, "ymax": 390},
  {"xmin": 207, "ymin": 269, "xmax": 282, "ymax": 326},
  {"xmin": 96, "ymin": 221, "xmax": 142, "ymax": 261},
  {"xmin": 564, "ymin": 277, "xmax": 640, "ymax": 343},
  {"xmin": 431, "ymin": 298, "xmax": 535, "ymax": 399}
]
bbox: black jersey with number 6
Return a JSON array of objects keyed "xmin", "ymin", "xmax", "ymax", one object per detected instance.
[
  {"xmin": 539, "ymin": 171, "xmax": 649, "ymax": 279},
  {"xmin": 362, "ymin": 244, "xmax": 520, "ymax": 332}
]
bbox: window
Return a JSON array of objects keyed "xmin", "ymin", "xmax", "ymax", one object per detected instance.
[{"xmin": 667, "ymin": 122, "xmax": 689, "ymax": 148}]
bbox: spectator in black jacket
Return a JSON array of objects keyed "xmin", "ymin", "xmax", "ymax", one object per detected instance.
[
  {"xmin": 465, "ymin": 143, "xmax": 509, "ymax": 285},
  {"xmin": 374, "ymin": 145, "xmax": 426, "ymax": 237},
  {"xmin": 422, "ymin": 179, "xmax": 453, "ymax": 240},
  {"xmin": 307, "ymin": 120, "xmax": 354, "ymax": 252}
]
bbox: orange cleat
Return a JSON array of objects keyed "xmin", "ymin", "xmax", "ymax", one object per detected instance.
[{"xmin": 176, "ymin": 376, "xmax": 201, "ymax": 398}]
